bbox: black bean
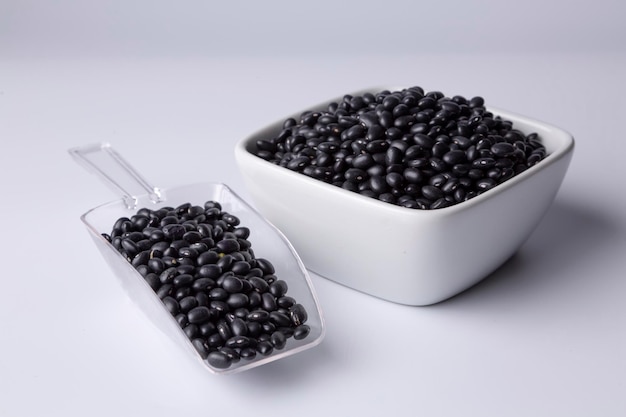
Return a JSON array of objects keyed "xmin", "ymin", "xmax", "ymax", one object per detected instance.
[
  {"xmin": 422, "ymin": 185, "xmax": 444, "ymax": 201},
  {"xmin": 527, "ymin": 152, "xmax": 543, "ymax": 165},
  {"xmin": 249, "ymin": 276, "xmax": 269, "ymax": 293},
  {"xmin": 269, "ymin": 280, "xmax": 288, "ymax": 298},
  {"xmin": 472, "ymin": 157, "xmax": 496, "ymax": 169},
  {"xmin": 177, "ymin": 258, "xmax": 194, "ymax": 268},
  {"xmin": 216, "ymin": 320, "xmax": 232, "ymax": 341},
  {"xmin": 231, "ymin": 261, "xmax": 251, "ymax": 275},
  {"xmin": 261, "ymin": 293, "xmax": 277, "ymax": 311},
  {"xmin": 366, "ymin": 139, "xmax": 388, "ymax": 154},
  {"xmin": 233, "ymin": 307, "xmax": 250, "ymax": 320},
  {"xmin": 352, "ymin": 153, "xmax": 375, "ymax": 170},
  {"xmin": 162, "ymin": 296, "xmax": 179, "ymax": 315},
  {"xmin": 413, "ymin": 133, "xmax": 435, "ymax": 149},
  {"xmin": 382, "ymin": 94, "xmax": 400, "ymax": 110},
  {"xmin": 431, "ymin": 197, "xmax": 453, "ymax": 209},
  {"xmin": 252, "ymin": 258, "xmax": 274, "ymax": 275},
  {"xmin": 131, "ymin": 250, "xmax": 150, "ymax": 267},
  {"xmin": 113, "ymin": 217, "xmax": 131, "ymax": 233},
  {"xmin": 178, "ymin": 247, "xmax": 198, "ymax": 259},
  {"xmin": 452, "ymin": 163, "xmax": 471, "ymax": 176},
  {"xmin": 344, "ymin": 124, "xmax": 365, "ymax": 140},
  {"xmin": 216, "ymin": 255, "xmax": 234, "ymax": 271},
  {"xmin": 269, "ymin": 311, "xmax": 292, "ymax": 327},
  {"xmin": 188, "ymin": 306, "xmax": 211, "ymax": 324},
  {"xmin": 345, "ymin": 168, "xmax": 367, "ymax": 183},
  {"xmin": 452, "ymin": 135, "xmax": 472, "ymax": 149},
  {"xmin": 385, "ymin": 146, "xmax": 403, "ymax": 165},
  {"xmin": 289, "ymin": 304, "xmax": 308, "ymax": 326},
  {"xmin": 403, "ymin": 168, "xmax": 424, "ymax": 184},
  {"xmin": 239, "ymin": 347, "xmax": 257, "ymax": 360},
  {"xmin": 369, "ymin": 175, "xmax": 389, "ymax": 194},
  {"xmin": 179, "ymin": 295, "xmax": 198, "ymax": 313},
  {"xmin": 224, "ymin": 336, "xmax": 250, "ymax": 350},
  {"xmin": 293, "ymin": 325, "xmax": 311, "ymax": 340},
  {"xmin": 159, "ymin": 267, "xmax": 177, "ymax": 285},
  {"xmin": 189, "ymin": 278, "xmax": 214, "ymax": 294},
  {"xmin": 195, "ymin": 292, "xmax": 209, "ymax": 308},
  {"xmin": 442, "ymin": 150, "xmax": 466, "ymax": 165},
  {"xmin": 256, "ymin": 341, "xmax": 274, "ymax": 356},
  {"xmin": 197, "ymin": 264, "xmax": 221, "ymax": 279},
  {"xmin": 429, "ymin": 174, "xmax": 448, "ymax": 188},
  {"xmin": 476, "ymin": 177, "xmax": 498, "ymax": 191},
  {"xmin": 221, "ymin": 275, "xmax": 244, "ymax": 293},
  {"xmin": 386, "ymin": 172, "xmax": 404, "ymax": 189},
  {"xmin": 216, "ymin": 239, "xmax": 240, "ymax": 254},
  {"xmin": 120, "ymin": 239, "xmax": 138, "ymax": 256},
  {"xmin": 277, "ymin": 326, "xmax": 295, "ymax": 339},
  {"xmin": 358, "ymin": 111, "xmax": 378, "ymax": 128},
  {"xmin": 173, "ymin": 273, "xmax": 193, "ymax": 288},
  {"xmin": 441, "ymin": 178, "xmax": 460, "ymax": 194},
  {"xmin": 147, "ymin": 258, "xmax": 165, "ymax": 274},
  {"xmin": 277, "ymin": 296, "xmax": 296, "ymax": 309},
  {"xmin": 454, "ymin": 188, "xmax": 467, "ymax": 202},
  {"xmin": 144, "ymin": 273, "xmax": 160, "ymax": 291},
  {"xmin": 229, "ymin": 317, "xmax": 248, "ymax": 337},
  {"xmin": 184, "ymin": 324, "xmax": 199, "ymax": 339},
  {"xmin": 271, "ymin": 331, "xmax": 287, "ymax": 350},
  {"xmin": 197, "ymin": 322, "xmax": 216, "ymax": 338},
  {"xmin": 209, "ymin": 287, "xmax": 228, "ymax": 301},
  {"xmin": 258, "ymin": 333, "xmax": 271, "ymax": 343},
  {"xmin": 440, "ymin": 100, "xmax": 460, "ymax": 114},
  {"xmin": 468, "ymin": 168, "xmax": 484, "ymax": 180},
  {"xmin": 247, "ymin": 310, "xmax": 270, "ymax": 322},
  {"xmin": 491, "ymin": 142, "xmax": 515, "ymax": 157},
  {"xmin": 226, "ymin": 293, "xmax": 249, "ymax": 309},
  {"xmin": 469, "ymin": 96, "xmax": 485, "ymax": 108},
  {"xmin": 182, "ymin": 231, "xmax": 202, "ymax": 244},
  {"xmin": 207, "ymin": 351, "xmax": 232, "ymax": 369},
  {"xmin": 247, "ymin": 291, "xmax": 262, "ymax": 308},
  {"xmin": 175, "ymin": 313, "xmax": 189, "ymax": 327},
  {"xmin": 162, "ymin": 224, "xmax": 186, "ymax": 240},
  {"xmin": 156, "ymin": 283, "xmax": 173, "ymax": 299},
  {"xmin": 192, "ymin": 338, "xmax": 210, "ymax": 359}
]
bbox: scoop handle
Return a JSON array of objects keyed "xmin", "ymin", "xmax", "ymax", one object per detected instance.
[{"xmin": 69, "ymin": 142, "xmax": 164, "ymax": 209}]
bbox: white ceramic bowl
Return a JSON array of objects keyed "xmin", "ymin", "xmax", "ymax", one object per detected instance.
[{"xmin": 234, "ymin": 88, "xmax": 575, "ymax": 306}]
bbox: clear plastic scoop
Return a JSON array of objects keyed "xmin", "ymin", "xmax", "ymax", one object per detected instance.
[{"xmin": 69, "ymin": 143, "xmax": 325, "ymax": 375}]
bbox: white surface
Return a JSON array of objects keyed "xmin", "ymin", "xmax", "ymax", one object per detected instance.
[{"xmin": 1, "ymin": 1, "xmax": 626, "ymax": 416}]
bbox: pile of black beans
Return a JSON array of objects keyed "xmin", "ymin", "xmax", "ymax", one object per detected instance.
[
  {"xmin": 254, "ymin": 86, "xmax": 546, "ymax": 209},
  {"xmin": 102, "ymin": 201, "xmax": 311, "ymax": 370}
]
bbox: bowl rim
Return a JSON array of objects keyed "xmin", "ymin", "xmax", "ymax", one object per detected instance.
[{"xmin": 234, "ymin": 88, "xmax": 575, "ymax": 219}]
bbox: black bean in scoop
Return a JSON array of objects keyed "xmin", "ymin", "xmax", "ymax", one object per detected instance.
[
  {"xmin": 207, "ymin": 350, "xmax": 232, "ymax": 369},
  {"xmin": 105, "ymin": 200, "xmax": 314, "ymax": 370},
  {"xmin": 271, "ymin": 331, "xmax": 287, "ymax": 349},
  {"xmin": 293, "ymin": 325, "xmax": 311, "ymax": 340}
]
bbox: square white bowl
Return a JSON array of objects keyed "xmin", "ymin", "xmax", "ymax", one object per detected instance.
[{"xmin": 234, "ymin": 87, "xmax": 575, "ymax": 306}]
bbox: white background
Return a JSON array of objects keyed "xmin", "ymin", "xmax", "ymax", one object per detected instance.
[{"xmin": 1, "ymin": 1, "xmax": 625, "ymax": 416}]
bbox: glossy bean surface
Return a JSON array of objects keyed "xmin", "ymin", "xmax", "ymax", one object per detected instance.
[
  {"xmin": 253, "ymin": 86, "xmax": 547, "ymax": 209},
  {"xmin": 101, "ymin": 200, "xmax": 313, "ymax": 371}
]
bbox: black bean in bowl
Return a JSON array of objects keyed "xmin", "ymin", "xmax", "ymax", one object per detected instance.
[
  {"xmin": 252, "ymin": 86, "xmax": 546, "ymax": 210},
  {"xmin": 102, "ymin": 200, "xmax": 311, "ymax": 370}
]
